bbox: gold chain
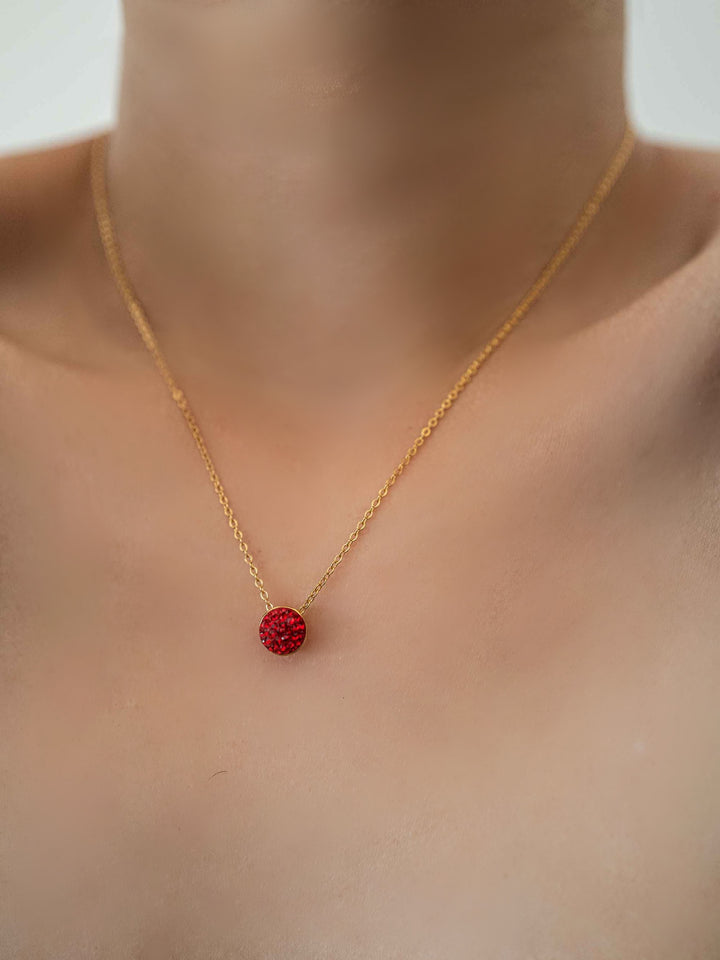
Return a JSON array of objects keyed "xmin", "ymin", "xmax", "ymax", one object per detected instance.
[{"xmin": 90, "ymin": 121, "xmax": 636, "ymax": 616}]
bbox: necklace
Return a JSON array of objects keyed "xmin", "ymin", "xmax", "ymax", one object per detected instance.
[{"xmin": 90, "ymin": 121, "xmax": 636, "ymax": 656}]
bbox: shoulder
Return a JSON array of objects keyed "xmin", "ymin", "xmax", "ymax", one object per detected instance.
[
  {"xmin": 655, "ymin": 138, "xmax": 720, "ymax": 334},
  {"xmin": 621, "ymin": 137, "xmax": 720, "ymax": 473},
  {"xmin": 618, "ymin": 135, "xmax": 720, "ymax": 275},
  {"xmin": 0, "ymin": 132, "xmax": 129, "ymax": 538},
  {"xmin": 0, "ymin": 130, "xmax": 129, "ymax": 481},
  {"xmin": 650, "ymin": 137, "xmax": 720, "ymax": 247},
  {"xmin": 620, "ymin": 135, "xmax": 720, "ymax": 362},
  {"xmin": 635, "ymin": 136, "xmax": 720, "ymax": 362},
  {"xmin": 0, "ymin": 131, "xmax": 102, "ymax": 362},
  {"xmin": 0, "ymin": 132, "xmax": 96, "ymax": 268},
  {"xmin": 0, "ymin": 135, "xmax": 136, "ymax": 390}
]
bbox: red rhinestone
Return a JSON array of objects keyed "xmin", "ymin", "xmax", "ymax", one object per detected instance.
[{"xmin": 259, "ymin": 607, "xmax": 306, "ymax": 655}]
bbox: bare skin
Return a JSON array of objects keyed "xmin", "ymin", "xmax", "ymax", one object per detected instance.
[{"xmin": 2, "ymin": 0, "xmax": 720, "ymax": 957}]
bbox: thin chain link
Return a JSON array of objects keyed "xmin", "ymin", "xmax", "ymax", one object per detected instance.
[{"xmin": 90, "ymin": 121, "xmax": 636, "ymax": 616}]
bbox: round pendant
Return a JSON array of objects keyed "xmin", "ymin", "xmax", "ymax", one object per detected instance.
[{"xmin": 259, "ymin": 607, "xmax": 307, "ymax": 655}]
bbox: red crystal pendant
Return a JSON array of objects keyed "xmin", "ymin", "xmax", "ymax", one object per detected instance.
[{"xmin": 259, "ymin": 607, "xmax": 307, "ymax": 655}]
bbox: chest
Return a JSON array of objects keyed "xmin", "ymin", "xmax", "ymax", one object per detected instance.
[{"xmin": 2, "ymin": 343, "xmax": 720, "ymax": 959}]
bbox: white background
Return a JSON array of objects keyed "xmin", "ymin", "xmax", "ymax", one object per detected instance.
[{"xmin": 0, "ymin": 0, "xmax": 719, "ymax": 156}]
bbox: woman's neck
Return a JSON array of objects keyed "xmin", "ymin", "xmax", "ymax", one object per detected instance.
[{"xmin": 105, "ymin": 0, "xmax": 635, "ymax": 394}]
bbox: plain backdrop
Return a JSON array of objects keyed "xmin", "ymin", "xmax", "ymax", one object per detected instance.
[{"xmin": 0, "ymin": 0, "xmax": 719, "ymax": 156}]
